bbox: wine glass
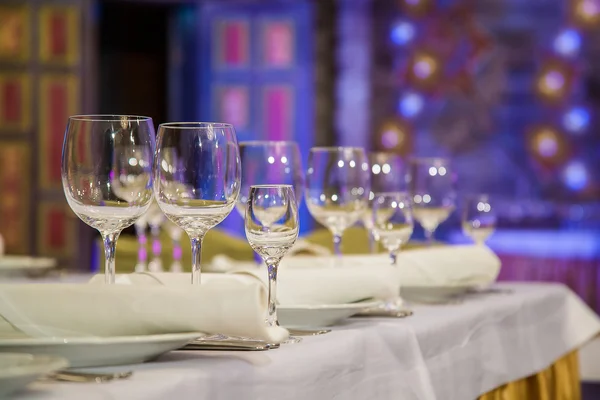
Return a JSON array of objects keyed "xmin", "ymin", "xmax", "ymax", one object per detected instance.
[
  {"xmin": 363, "ymin": 152, "xmax": 405, "ymax": 253},
  {"xmin": 372, "ymin": 192, "xmax": 414, "ymax": 265},
  {"xmin": 245, "ymin": 185, "xmax": 299, "ymax": 335},
  {"xmin": 305, "ymin": 147, "xmax": 370, "ymax": 257},
  {"xmin": 238, "ymin": 141, "xmax": 304, "ymax": 264},
  {"xmin": 407, "ymin": 157, "xmax": 455, "ymax": 245},
  {"xmin": 154, "ymin": 122, "xmax": 241, "ymax": 285},
  {"xmin": 463, "ymin": 194, "xmax": 496, "ymax": 245},
  {"xmin": 61, "ymin": 115, "xmax": 155, "ymax": 284}
]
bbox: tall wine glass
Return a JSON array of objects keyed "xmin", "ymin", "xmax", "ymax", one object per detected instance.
[
  {"xmin": 305, "ymin": 147, "xmax": 370, "ymax": 257},
  {"xmin": 238, "ymin": 141, "xmax": 304, "ymax": 264},
  {"xmin": 462, "ymin": 194, "xmax": 496, "ymax": 244},
  {"xmin": 363, "ymin": 152, "xmax": 404, "ymax": 253},
  {"xmin": 154, "ymin": 122, "xmax": 240, "ymax": 285},
  {"xmin": 245, "ymin": 185, "xmax": 299, "ymax": 330},
  {"xmin": 372, "ymin": 192, "xmax": 414, "ymax": 265},
  {"xmin": 407, "ymin": 157, "xmax": 455, "ymax": 245},
  {"xmin": 62, "ymin": 115, "xmax": 155, "ymax": 284}
]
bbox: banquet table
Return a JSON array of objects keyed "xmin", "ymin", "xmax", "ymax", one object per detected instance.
[{"xmin": 13, "ymin": 282, "xmax": 600, "ymax": 400}]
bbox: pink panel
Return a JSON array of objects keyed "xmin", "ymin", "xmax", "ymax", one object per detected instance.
[
  {"xmin": 219, "ymin": 20, "xmax": 248, "ymax": 67},
  {"xmin": 264, "ymin": 21, "xmax": 294, "ymax": 67},
  {"xmin": 219, "ymin": 86, "xmax": 248, "ymax": 129},
  {"xmin": 264, "ymin": 86, "xmax": 292, "ymax": 140}
]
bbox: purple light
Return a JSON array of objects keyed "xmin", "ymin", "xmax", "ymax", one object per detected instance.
[
  {"xmin": 563, "ymin": 107, "xmax": 590, "ymax": 133},
  {"xmin": 543, "ymin": 71, "xmax": 565, "ymax": 91},
  {"xmin": 138, "ymin": 248, "xmax": 147, "ymax": 262},
  {"xmin": 563, "ymin": 161, "xmax": 588, "ymax": 191},
  {"xmin": 398, "ymin": 92, "xmax": 424, "ymax": 118},
  {"xmin": 173, "ymin": 246, "xmax": 182, "ymax": 260},
  {"xmin": 414, "ymin": 59, "xmax": 433, "ymax": 79},
  {"xmin": 152, "ymin": 240, "xmax": 162, "ymax": 255},
  {"xmin": 553, "ymin": 29, "xmax": 581, "ymax": 57},
  {"xmin": 381, "ymin": 130, "xmax": 400, "ymax": 149},
  {"xmin": 390, "ymin": 21, "xmax": 415, "ymax": 46},
  {"xmin": 537, "ymin": 136, "xmax": 558, "ymax": 157}
]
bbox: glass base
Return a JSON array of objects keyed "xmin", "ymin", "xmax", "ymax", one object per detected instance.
[{"xmin": 283, "ymin": 336, "xmax": 302, "ymax": 344}]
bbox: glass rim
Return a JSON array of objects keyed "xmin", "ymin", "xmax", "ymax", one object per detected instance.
[
  {"xmin": 159, "ymin": 122, "xmax": 233, "ymax": 129},
  {"xmin": 68, "ymin": 114, "xmax": 153, "ymax": 122},
  {"xmin": 310, "ymin": 146, "xmax": 365, "ymax": 152},
  {"xmin": 239, "ymin": 140, "xmax": 298, "ymax": 146}
]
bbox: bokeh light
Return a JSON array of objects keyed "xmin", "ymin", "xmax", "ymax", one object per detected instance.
[
  {"xmin": 398, "ymin": 91, "xmax": 424, "ymax": 118},
  {"xmin": 535, "ymin": 62, "xmax": 573, "ymax": 103},
  {"xmin": 527, "ymin": 125, "xmax": 570, "ymax": 165},
  {"xmin": 562, "ymin": 161, "xmax": 589, "ymax": 191},
  {"xmin": 553, "ymin": 29, "xmax": 581, "ymax": 57},
  {"xmin": 377, "ymin": 118, "xmax": 412, "ymax": 154},
  {"xmin": 407, "ymin": 51, "xmax": 441, "ymax": 89},
  {"xmin": 563, "ymin": 107, "xmax": 590, "ymax": 134},
  {"xmin": 390, "ymin": 21, "xmax": 415, "ymax": 46},
  {"xmin": 572, "ymin": 0, "xmax": 600, "ymax": 27}
]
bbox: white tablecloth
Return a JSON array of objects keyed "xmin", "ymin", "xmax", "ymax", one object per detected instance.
[{"xmin": 14, "ymin": 283, "xmax": 600, "ymax": 400}]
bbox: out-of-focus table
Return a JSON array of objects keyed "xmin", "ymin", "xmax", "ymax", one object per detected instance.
[{"xmin": 13, "ymin": 283, "xmax": 599, "ymax": 400}]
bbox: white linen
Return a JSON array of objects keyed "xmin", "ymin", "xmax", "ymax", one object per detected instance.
[
  {"xmin": 17, "ymin": 283, "xmax": 600, "ymax": 400},
  {"xmin": 281, "ymin": 244, "xmax": 501, "ymax": 288},
  {"xmin": 109, "ymin": 270, "xmax": 400, "ymax": 306},
  {"xmin": 0, "ymin": 279, "xmax": 288, "ymax": 343}
]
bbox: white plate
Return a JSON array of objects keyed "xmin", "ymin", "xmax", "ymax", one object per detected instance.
[
  {"xmin": 0, "ymin": 332, "xmax": 202, "ymax": 368},
  {"xmin": 401, "ymin": 285, "xmax": 474, "ymax": 303},
  {"xmin": 0, "ymin": 353, "xmax": 68, "ymax": 397},
  {"xmin": 0, "ymin": 256, "xmax": 57, "ymax": 277},
  {"xmin": 278, "ymin": 301, "xmax": 381, "ymax": 328}
]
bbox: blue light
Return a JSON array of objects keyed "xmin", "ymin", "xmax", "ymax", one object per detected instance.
[
  {"xmin": 391, "ymin": 21, "xmax": 415, "ymax": 46},
  {"xmin": 554, "ymin": 29, "xmax": 581, "ymax": 57},
  {"xmin": 563, "ymin": 107, "xmax": 590, "ymax": 133},
  {"xmin": 563, "ymin": 161, "xmax": 588, "ymax": 191},
  {"xmin": 398, "ymin": 92, "xmax": 424, "ymax": 118}
]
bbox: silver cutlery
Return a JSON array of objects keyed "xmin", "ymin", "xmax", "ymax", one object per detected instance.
[
  {"xmin": 181, "ymin": 338, "xmax": 279, "ymax": 351},
  {"xmin": 355, "ymin": 308, "xmax": 414, "ymax": 318},
  {"xmin": 287, "ymin": 329, "xmax": 331, "ymax": 336},
  {"xmin": 47, "ymin": 370, "xmax": 133, "ymax": 383}
]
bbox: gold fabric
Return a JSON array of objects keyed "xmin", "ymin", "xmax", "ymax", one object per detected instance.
[{"xmin": 478, "ymin": 350, "xmax": 580, "ymax": 400}]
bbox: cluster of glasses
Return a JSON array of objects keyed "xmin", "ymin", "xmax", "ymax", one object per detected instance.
[{"xmin": 61, "ymin": 115, "xmax": 497, "ymax": 328}]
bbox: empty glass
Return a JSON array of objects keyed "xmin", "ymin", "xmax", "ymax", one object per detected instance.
[
  {"xmin": 238, "ymin": 141, "xmax": 304, "ymax": 264},
  {"xmin": 407, "ymin": 157, "xmax": 455, "ymax": 245},
  {"xmin": 154, "ymin": 122, "xmax": 241, "ymax": 284},
  {"xmin": 372, "ymin": 192, "xmax": 414, "ymax": 265},
  {"xmin": 61, "ymin": 115, "xmax": 155, "ymax": 284},
  {"xmin": 363, "ymin": 152, "xmax": 405, "ymax": 253},
  {"xmin": 245, "ymin": 185, "xmax": 299, "ymax": 330},
  {"xmin": 463, "ymin": 194, "xmax": 496, "ymax": 244},
  {"xmin": 305, "ymin": 147, "xmax": 370, "ymax": 257}
]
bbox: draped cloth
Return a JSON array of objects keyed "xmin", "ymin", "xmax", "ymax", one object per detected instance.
[{"xmin": 479, "ymin": 350, "xmax": 580, "ymax": 400}]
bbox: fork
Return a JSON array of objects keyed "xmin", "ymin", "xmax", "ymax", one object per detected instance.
[{"xmin": 47, "ymin": 370, "xmax": 133, "ymax": 383}]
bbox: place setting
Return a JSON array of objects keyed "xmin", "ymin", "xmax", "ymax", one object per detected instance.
[{"xmin": 0, "ymin": 114, "xmax": 552, "ymax": 398}]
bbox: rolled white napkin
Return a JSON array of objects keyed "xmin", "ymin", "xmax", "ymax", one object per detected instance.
[
  {"xmin": 0, "ymin": 277, "xmax": 288, "ymax": 343},
  {"xmin": 279, "ymin": 245, "xmax": 501, "ymax": 288}
]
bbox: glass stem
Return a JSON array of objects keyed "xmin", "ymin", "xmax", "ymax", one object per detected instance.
[
  {"xmin": 390, "ymin": 249, "xmax": 398, "ymax": 266},
  {"xmin": 368, "ymin": 231, "xmax": 377, "ymax": 254},
  {"xmin": 425, "ymin": 229, "xmax": 434, "ymax": 246},
  {"xmin": 190, "ymin": 235, "xmax": 205, "ymax": 285},
  {"xmin": 266, "ymin": 259, "xmax": 279, "ymax": 327},
  {"xmin": 333, "ymin": 233, "xmax": 342, "ymax": 256},
  {"xmin": 102, "ymin": 231, "xmax": 120, "ymax": 284}
]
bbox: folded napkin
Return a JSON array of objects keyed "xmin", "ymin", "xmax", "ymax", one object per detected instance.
[
  {"xmin": 0, "ymin": 277, "xmax": 288, "ymax": 343},
  {"xmin": 279, "ymin": 245, "xmax": 500, "ymax": 288},
  {"xmin": 206, "ymin": 258, "xmax": 401, "ymax": 305}
]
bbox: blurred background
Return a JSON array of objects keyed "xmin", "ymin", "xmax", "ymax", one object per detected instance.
[{"xmin": 0, "ymin": 0, "xmax": 599, "ymax": 306}]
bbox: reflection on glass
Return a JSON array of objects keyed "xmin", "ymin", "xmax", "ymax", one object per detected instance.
[
  {"xmin": 372, "ymin": 192, "xmax": 414, "ymax": 265},
  {"xmin": 154, "ymin": 122, "xmax": 241, "ymax": 285},
  {"xmin": 363, "ymin": 152, "xmax": 404, "ymax": 253},
  {"xmin": 238, "ymin": 141, "xmax": 304, "ymax": 264},
  {"xmin": 407, "ymin": 157, "xmax": 455, "ymax": 245},
  {"xmin": 305, "ymin": 147, "xmax": 370, "ymax": 257},
  {"xmin": 462, "ymin": 194, "xmax": 496, "ymax": 245},
  {"xmin": 245, "ymin": 185, "xmax": 299, "ymax": 340},
  {"xmin": 62, "ymin": 115, "xmax": 155, "ymax": 284}
]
